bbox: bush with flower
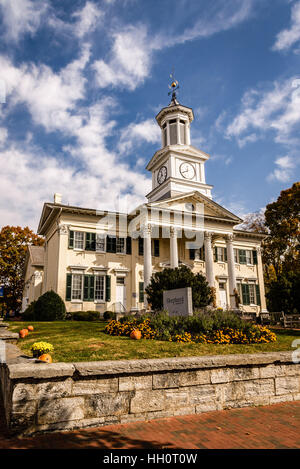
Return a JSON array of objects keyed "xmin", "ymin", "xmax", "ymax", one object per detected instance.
[{"xmin": 104, "ymin": 310, "xmax": 277, "ymax": 345}]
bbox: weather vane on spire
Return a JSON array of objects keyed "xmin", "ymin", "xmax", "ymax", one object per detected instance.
[{"xmin": 168, "ymin": 70, "xmax": 179, "ymax": 104}]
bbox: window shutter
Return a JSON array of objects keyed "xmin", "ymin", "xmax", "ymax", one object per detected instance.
[
  {"xmin": 242, "ymin": 284, "xmax": 250, "ymax": 305},
  {"xmin": 107, "ymin": 236, "xmax": 116, "ymax": 253},
  {"xmin": 189, "ymin": 249, "xmax": 195, "ymax": 260},
  {"xmin": 214, "ymin": 247, "xmax": 218, "ymax": 262},
  {"xmin": 66, "ymin": 273, "xmax": 72, "ymax": 300},
  {"xmin": 139, "ymin": 282, "xmax": 144, "ymax": 303},
  {"xmin": 105, "ymin": 275, "xmax": 111, "ymax": 302},
  {"xmin": 224, "ymin": 248, "xmax": 227, "ymax": 262},
  {"xmin": 200, "ymin": 246, "xmax": 205, "ymax": 261},
  {"xmin": 154, "ymin": 239, "xmax": 160, "ymax": 257},
  {"xmin": 256, "ymin": 284, "xmax": 261, "ymax": 306},
  {"xmin": 239, "ymin": 250, "xmax": 247, "ymax": 264},
  {"xmin": 138, "ymin": 237, "xmax": 144, "ymax": 256},
  {"xmin": 85, "ymin": 233, "xmax": 96, "ymax": 251},
  {"xmin": 83, "ymin": 275, "xmax": 90, "ymax": 301},
  {"xmin": 253, "ymin": 250, "xmax": 258, "ymax": 265},
  {"xmin": 68, "ymin": 231, "xmax": 74, "ymax": 249},
  {"xmin": 126, "ymin": 237, "xmax": 132, "ymax": 255}
]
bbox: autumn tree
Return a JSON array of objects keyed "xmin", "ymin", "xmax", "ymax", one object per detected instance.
[
  {"xmin": 0, "ymin": 226, "xmax": 44, "ymax": 315},
  {"xmin": 237, "ymin": 211, "xmax": 268, "ymax": 234}
]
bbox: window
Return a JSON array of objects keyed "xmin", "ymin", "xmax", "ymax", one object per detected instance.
[
  {"xmin": 214, "ymin": 247, "xmax": 227, "ymax": 262},
  {"xmin": 169, "ymin": 120, "xmax": 177, "ymax": 144},
  {"xmin": 138, "ymin": 237, "xmax": 144, "ymax": 256},
  {"xmin": 246, "ymin": 250, "xmax": 253, "ymax": 265},
  {"xmin": 72, "ymin": 274, "xmax": 83, "ymax": 300},
  {"xmin": 94, "ymin": 275, "xmax": 105, "ymax": 301},
  {"xmin": 239, "ymin": 250, "xmax": 247, "ymax": 264},
  {"xmin": 249, "ymin": 283, "xmax": 255, "ymax": 304},
  {"xmin": 96, "ymin": 234, "xmax": 106, "ymax": 252},
  {"xmin": 116, "ymin": 237, "xmax": 126, "ymax": 254},
  {"xmin": 74, "ymin": 232, "xmax": 84, "ymax": 250},
  {"xmin": 153, "ymin": 239, "xmax": 160, "ymax": 257},
  {"xmin": 116, "ymin": 277, "xmax": 125, "ymax": 285},
  {"xmin": 234, "ymin": 249, "xmax": 239, "ymax": 263}
]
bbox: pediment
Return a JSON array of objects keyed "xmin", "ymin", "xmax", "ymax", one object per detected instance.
[{"xmin": 147, "ymin": 191, "xmax": 242, "ymax": 224}]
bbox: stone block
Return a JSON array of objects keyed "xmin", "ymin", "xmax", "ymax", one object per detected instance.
[
  {"xmin": 12, "ymin": 379, "xmax": 73, "ymax": 402},
  {"xmin": 130, "ymin": 390, "xmax": 165, "ymax": 414},
  {"xmin": 164, "ymin": 388, "xmax": 190, "ymax": 411},
  {"xmin": 211, "ymin": 368, "xmax": 233, "ymax": 384},
  {"xmin": 232, "ymin": 367, "xmax": 260, "ymax": 381},
  {"xmin": 275, "ymin": 376, "xmax": 300, "ymax": 395},
  {"xmin": 188, "ymin": 384, "xmax": 216, "ymax": 405},
  {"xmin": 37, "ymin": 397, "xmax": 85, "ymax": 425},
  {"xmin": 259, "ymin": 365, "xmax": 276, "ymax": 379},
  {"xmin": 73, "ymin": 378, "xmax": 118, "ymax": 395},
  {"xmin": 153, "ymin": 372, "xmax": 180, "ymax": 389},
  {"xmin": 195, "ymin": 401, "xmax": 218, "ymax": 413},
  {"xmin": 8, "ymin": 362, "xmax": 75, "ymax": 379},
  {"xmin": 119, "ymin": 375, "xmax": 152, "ymax": 391},
  {"xmin": 85, "ymin": 392, "xmax": 131, "ymax": 418},
  {"xmin": 11, "ymin": 400, "xmax": 37, "ymax": 427}
]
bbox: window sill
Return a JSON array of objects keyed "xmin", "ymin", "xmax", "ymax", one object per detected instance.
[
  {"xmin": 94, "ymin": 300, "xmax": 105, "ymax": 304},
  {"xmin": 71, "ymin": 300, "xmax": 83, "ymax": 303},
  {"xmin": 73, "ymin": 249, "xmax": 84, "ymax": 252}
]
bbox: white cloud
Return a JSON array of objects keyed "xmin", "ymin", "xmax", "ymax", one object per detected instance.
[
  {"xmin": 273, "ymin": 1, "xmax": 300, "ymax": 51},
  {"xmin": 267, "ymin": 155, "xmax": 297, "ymax": 182},
  {"xmin": 72, "ymin": 1, "xmax": 103, "ymax": 38},
  {"xmin": 93, "ymin": 24, "xmax": 151, "ymax": 90},
  {"xmin": 226, "ymin": 77, "xmax": 300, "ymax": 147},
  {"xmin": 0, "ymin": 0, "xmax": 48, "ymax": 42},
  {"xmin": 118, "ymin": 119, "xmax": 160, "ymax": 154},
  {"xmin": 0, "ymin": 127, "xmax": 7, "ymax": 146}
]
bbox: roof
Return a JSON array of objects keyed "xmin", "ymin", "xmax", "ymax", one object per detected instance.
[{"xmin": 28, "ymin": 245, "xmax": 45, "ymax": 266}]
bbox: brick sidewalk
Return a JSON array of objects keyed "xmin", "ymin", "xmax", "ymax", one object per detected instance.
[{"xmin": 0, "ymin": 400, "xmax": 300, "ymax": 449}]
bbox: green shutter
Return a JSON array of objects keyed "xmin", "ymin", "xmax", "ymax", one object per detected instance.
[
  {"xmin": 256, "ymin": 284, "xmax": 261, "ymax": 306},
  {"xmin": 224, "ymin": 248, "xmax": 227, "ymax": 262},
  {"xmin": 105, "ymin": 275, "xmax": 111, "ymax": 302},
  {"xmin": 154, "ymin": 239, "xmax": 160, "ymax": 257},
  {"xmin": 83, "ymin": 275, "xmax": 90, "ymax": 301},
  {"xmin": 126, "ymin": 237, "xmax": 132, "ymax": 255},
  {"xmin": 139, "ymin": 282, "xmax": 144, "ymax": 303},
  {"xmin": 66, "ymin": 273, "xmax": 72, "ymax": 300},
  {"xmin": 239, "ymin": 250, "xmax": 247, "ymax": 264},
  {"xmin": 214, "ymin": 247, "xmax": 218, "ymax": 262},
  {"xmin": 138, "ymin": 237, "xmax": 144, "ymax": 256},
  {"xmin": 68, "ymin": 231, "xmax": 74, "ymax": 249},
  {"xmin": 107, "ymin": 236, "xmax": 116, "ymax": 253},
  {"xmin": 189, "ymin": 249, "xmax": 195, "ymax": 260},
  {"xmin": 201, "ymin": 246, "xmax": 205, "ymax": 261},
  {"xmin": 85, "ymin": 233, "xmax": 96, "ymax": 251},
  {"xmin": 253, "ymin": 250, "xmax": 258, "ymax": 265},
  {"xmin": 242, "ymin": 284, "xmax": 250, "ymax": 305}
]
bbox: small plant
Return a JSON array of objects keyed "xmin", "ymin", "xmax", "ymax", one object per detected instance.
[
  {"xmin": 31, "ymin": 341, "xmax": 54, "ymax": 357},
  {"xmin": 71, "ymin": 311, "xmax": 100, "ymax": 321},
  {"xmin": 103, "ymin": 311, "xmax": 116, "ymax": 321}
]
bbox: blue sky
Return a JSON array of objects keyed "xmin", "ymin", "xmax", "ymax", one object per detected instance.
[{"xmin": 0, "ymin": 0, "xmax": 299, "ymax": 230}]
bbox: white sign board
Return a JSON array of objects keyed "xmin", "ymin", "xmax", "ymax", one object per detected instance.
[{"xmin": 163, "ymin": 287, "xmax": 193, "ymax": 317}]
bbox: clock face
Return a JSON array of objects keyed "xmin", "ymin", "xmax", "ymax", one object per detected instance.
[
  {"xmin": 157, "ymin": 166, "xmax": 167, "ymax": 185},
  {"xmin": 180, "ymin": 162, "xmax": 195, "ymax": 180}
]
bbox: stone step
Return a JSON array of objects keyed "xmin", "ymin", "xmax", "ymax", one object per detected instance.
[
  {"xmin": 0, "ymin": 323, "xmax": 9, "ymax": 329},
  {"xmin": 0, "ymin": 331, "xmax": 19, "ymax": 344}
]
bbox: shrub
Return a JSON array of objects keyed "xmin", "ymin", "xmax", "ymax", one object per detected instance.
[
  {"xmin": 145, "ymin": 265, "xmax": 212, "ymax": 311},
  {"xmin": 71, "ymin": 310, "xmax": 100, "ymax": 321},
  {"xmin": 34, "ymin": 290, "xmax": 66, "ymax": 321},
  {"xmin": 105, "ymin": 310, "xmax": 277, "ymax": 345},
  {"xmin": 103, "ymin": 310, "xmax": 116, "ymax": 321},
  {"xmin": 22, "ymin": 301, "xmax": 36, "ymax": 321}
]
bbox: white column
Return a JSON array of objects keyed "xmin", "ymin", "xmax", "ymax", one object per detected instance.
[
  {"xmin": 143, "ymin": 224, "xmax": 152, "ymax": 289},
  {"xmin": 176, "ymin": 118, "xmax": 181, "ymax": 144},
  {"xmin": 226, "ymin": 234, "xmax": 237, "ymax": 309},
  {"xmin": 170, "ymin": 227, "xmax": 178, "ymax": 268},
  {"xmin": 204, "ymin": 232, "xmax": 214, "ymax": 287},
  {"xmin": 166, "ymin": 122, "xmax": 170, "ymax": 146},
  {"xmin": 185, "ymin": 122, "xmax": 190, "ymax": 145}
]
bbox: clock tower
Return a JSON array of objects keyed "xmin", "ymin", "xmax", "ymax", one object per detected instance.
[{"xmin": 146, "ymin": 80, "xmax": 213, "ymax": 202}]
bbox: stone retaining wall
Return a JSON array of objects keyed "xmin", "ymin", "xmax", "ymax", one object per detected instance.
[{"xmin": 0, "ymin": 351, "xmax": 300, "ymax": 436}]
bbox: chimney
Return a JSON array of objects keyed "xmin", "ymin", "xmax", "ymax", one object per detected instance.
[{"xmin": 54, "ymin": 193, "xmax": 62, "ymax": 204}]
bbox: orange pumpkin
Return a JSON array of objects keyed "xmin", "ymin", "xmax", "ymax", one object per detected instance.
[
  {"xmin": 27, "ymin": 326, "xmax": 34, "ymax": 332},
  {"xmin": 19, "ymin": 329, "xmax": 28, "ymax": 338},
  {"xmin": 38, "ymin": 354, "xmax": 53, "ymax": 363},
  {"xmin": 130, "ymin": 329, "xmax": 142, "ymax": 340}
]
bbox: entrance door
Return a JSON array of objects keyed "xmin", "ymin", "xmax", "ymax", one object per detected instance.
[
  {"xmin": 116, "ymin": 277, "xmax": 126, "ymax": 312},
  {"xmin": 219, "ymin": 283, "xmax": 227, "ymax": 309}
]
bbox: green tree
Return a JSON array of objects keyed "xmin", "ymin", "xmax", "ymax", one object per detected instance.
[
  {"xmin": 0, "ymin": 226, "xmax": 44, "ymax": 315},
  {"xmin": 145, "ymin": 265, "xmax": 212, "ymax": 311},
  {"xmin": 34, "ymin": 290, "xmax": 66, "ymax": 321}
]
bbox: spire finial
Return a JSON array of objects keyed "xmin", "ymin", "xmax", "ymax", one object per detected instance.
[{"xmin": 168, "ymin": 70, "xmax": 179, "ymax": 105}]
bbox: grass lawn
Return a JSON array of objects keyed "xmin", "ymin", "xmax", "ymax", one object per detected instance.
[{"xmin": 8, "ymin": 321, "xmax": 300, "ymax": 363}]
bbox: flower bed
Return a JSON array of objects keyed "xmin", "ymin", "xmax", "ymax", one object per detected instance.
[{"xmin": 104, "ymin": 311, "xmax": 277, "ymax": 345}]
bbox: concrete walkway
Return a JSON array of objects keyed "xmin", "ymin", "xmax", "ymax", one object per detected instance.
[{"xmin": 0, "ymin": 400, "xmax": 299, "ymax": 449}]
